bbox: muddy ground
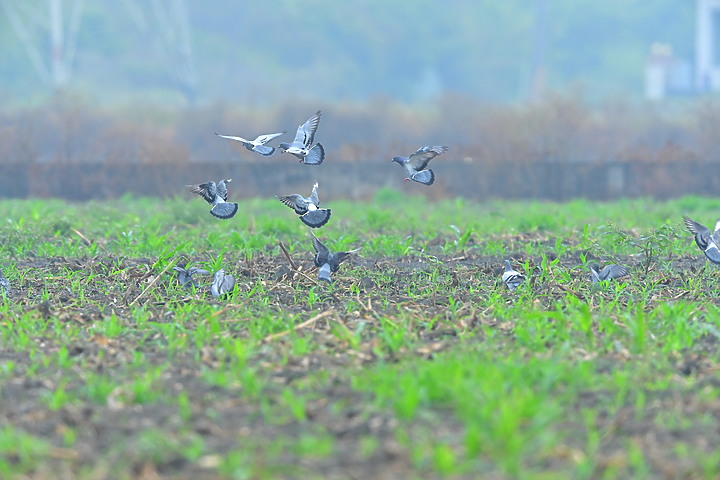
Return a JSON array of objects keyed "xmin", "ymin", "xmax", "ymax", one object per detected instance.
[{"xmin": 1, "ymin": 248, "xmax": 719, "ymax": 479}]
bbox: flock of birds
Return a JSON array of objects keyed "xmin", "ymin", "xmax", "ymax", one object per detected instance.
[
  {"xmin": 178, "ymin": 109, "xmax": 447, "ymax": 295},
  {"xmin": 0, "ymin": 110, "xmax": 718, "ymax": 299}
]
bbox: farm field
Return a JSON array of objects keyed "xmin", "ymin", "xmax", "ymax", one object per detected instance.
[{"xmin": 1, "ymin": 191, "xmax": 720, "ymax": 479}]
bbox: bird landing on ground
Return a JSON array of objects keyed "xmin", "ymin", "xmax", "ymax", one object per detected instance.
[{"xmin": 186, "ymin": 178, "xmax": 239, "ymax": 219}]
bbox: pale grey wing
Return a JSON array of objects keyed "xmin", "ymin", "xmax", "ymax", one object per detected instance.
[
  {"xmin": 502, "ymin": 271, "xmax": 525, "ymax": 290},
  {"xmin": 303, "ymin": 143, "xmax": 325, "ymax": 165},
  {"xmin": 216, "ymin": 179, "xmax": 231, "ymax": 201},
  {"xmin": 277, "ymin": 194, "xmax": 310, "ymax": 214},
  {"xmin": 318, "ymin": 263, "xmax": 332, "ymax": 283},
  {"xmin": 215, "ymin": 133, "xmax": 251, "ymax": 147},
  {"xmin": 173, "ymin": 266, "xmax": 191, "ymax": 286},
  {"xmin": 294, "ymin": 110, "xmax": 322, "ymax": 148},
  {"xmin": 253, "ymin": 132, "xmax": 285, "ymax": 145},
  {"xmin": 251, "ymin": 144, "xmax": 276, "ymax": 156},
  {"xmin": 222, "ymin": 274, "xmax": 235, "ymax": 294},
  {"xmin": 187, "ymin": 181, "xmax": 217, "ymax": 204},
  {"xmin": 589, "ymin": 268, "xmax": 601, "ymax": 284},
  {"xmin": 210, "ymin": 269, "xmax": 225, "ymax": 297},
  {"xmin": 300, "ymin": 208, "xmax": 331, "ymax": 228},
  {"xmin": 599, "ymin": 264, "xmax": 629, "ymax": 281},
  {"xmin": 187, "ymin": 267, "xmax": 210, "ymax": 276},
  {"xmin": 683, "ymin": 216, "xmax": 711, "ymax": 250},
  {"xmin": 311, "ymin": 232, "xmax": 331, "ymax": 266},
  {"xmin": 407, "ymin": 145, "xmax": 448, "ymax": 171},
  {"xmin": 210, "ymin": 202, "xmax": 238, "ymax": 219},
  {"xmin": 410, "ymin": 169, "xmax": 435, "ymax": 186},
  {"xmin": 309, "ymin": 182, "xmax": 320, "ymax": 207}
]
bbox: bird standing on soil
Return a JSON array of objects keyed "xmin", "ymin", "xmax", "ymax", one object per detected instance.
[
  {"xmin": 173, "ymin": 264, "xmax": 210, "ymax": 289},
  {"xmin": 215, "ymin": 131, "xmax": 285, "ymax": 157},
  {"xmin": 391, "ymin": 145, "xmax": 448, "ymax": 186},
  {"xmin": 683, "ymin": 215, "xmax": 720, "ymax": 265},
  {"xmin": 502, "ymin": 260, "xmax": 525, "ymax": 290},
  {"xmin": 276, "ymin": 182, "xmax": 332, "ymax": 228},
  {"xmin": 278, "ymin": 110, "xmax": 325, "ymax": 165},
  {"xmin": 310, "ymin": 232, "xmax": 361, "ymax": 283},
  {"xmin": 210, "ymin": 269, "xmax": 235, "ymax": 297},
  {"xmin": 0, "ymin": 269, "xmax": 8, "ymax": 295},
  {"xmin": 588, "ymin": 262, "xmax": 629, "ymax": 284},
  {"xmin": 186, "ymin": 179, "xmax": 239, "ymax": 219}
]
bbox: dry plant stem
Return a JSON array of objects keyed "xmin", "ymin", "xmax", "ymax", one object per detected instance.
[
  {"xmin": 278, "ymin": 241, "xmax": 297, "ymax": 270},
  {"xmin": 129, "ymin": 260, "xmax": 176, "ymax": 306},
  {"xmin": 262, "ymin": 310, "xmax": 335, "ymax": 343}
]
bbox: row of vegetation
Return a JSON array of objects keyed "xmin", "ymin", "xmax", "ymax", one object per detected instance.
[{"xmin": 1, "ymin": 192, "xmax": 720, "ymax": 477}]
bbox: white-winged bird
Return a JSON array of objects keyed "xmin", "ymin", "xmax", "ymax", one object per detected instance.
[
  {"xmin": 278, "ymin": 110, "xmax": 325, "ymax": 165},
  {"xmin": 210, "ymin": 268, "xmax": 235, "ymax": 297},
  {"xmin": 215, "ymin": 131, "xmax": 285, "ymax": 157}
]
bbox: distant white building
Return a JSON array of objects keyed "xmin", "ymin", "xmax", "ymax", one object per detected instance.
[{"xmin": 696, "ymin": 0, "xmax": 720, "ymax": 91}]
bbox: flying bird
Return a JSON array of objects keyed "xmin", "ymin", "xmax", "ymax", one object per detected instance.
[
  {"xmin": 211, "ymin": 269, "xmax": 235, "ymax": 297},
  {"xmin": 683, "ymin": 215, "xmax": 720, "ymax": 265},
  {"xmin": 186, "ymin": 179, "xmax": 239, "ymax": 219},
  {"xmin": 588, "ymin": 262, "xmax": 630, "ymax": 284},
  {"xmin": 276, "ymin": 182, "xmax": 332, "ymax": 228},
  {"xmin": 310, "ymin": 232, "xmax": 361, "ymax": 283},
  {"xmin": 391, "ymin": 145, "xmax": 448, "ymax": 185},
  {"xmin": 215, "ymin": 131, "xmax": 285, "ymax": 157},
  {"xmin": 173, "ymin": 264, "xmax": 210, "ymax": 289},
  {"xmin": 278, "ymin": 110, "xmax": 325, "ymax": 165},
  {"xmin": 502, "ymin": 260, "xmax": 525, "ymax": 291}
]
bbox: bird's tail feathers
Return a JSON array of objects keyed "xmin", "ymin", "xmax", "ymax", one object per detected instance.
[
  {"xmin": 210, "ymin": 202, "xmax": 239, "ymax": 219},
  {"xmin": 411, "ymin": 169, "xmax": 434, "ymax": 186},
  {"xmin": 300, "ymin": 208, "xmax": 331, "ymax": 228},
  {"xmin": 303, "ymin": 143, "xmax": 325, "ymax": 165}
]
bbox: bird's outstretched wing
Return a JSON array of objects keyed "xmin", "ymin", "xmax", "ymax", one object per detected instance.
[
  {"xmin": 215, "ymin": 133, "xmax": 250, "ymax": 145},
  {"xmin": 407, "ymin": 145, "xmax": 448, "ymax": 171},
  {"xmin": 187, "ymin": 182, "xmax": 217, "ymax": 204},
  {"xmin": 599, "ymin": 264, "xmax": 629, "ymax": 281},
  {"xmin": 277, "ymin": 194, "xmax": 309, "ymax": 214},
  {"xmin": 309, "ymin": 182, "xmax": 320, "ymax": 207},
  {"xmin": 310, "ymin": 232, "xmax": 331, "ymax": 267},
  {"xmin": 293, "ymin": 110, "xmax": 322, "ymax": 148},
  {"xmin": 684, "ymin": 215, "xmax": 711, "ymax": 250},
  {"xmin": 254, "ymin": 132, "xmax": 285, "ymax": 145}
]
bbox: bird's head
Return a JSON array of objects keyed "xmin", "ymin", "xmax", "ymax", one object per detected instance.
[
  {"xmin": 278, "ymin": 142, "xmax": 290, "ymax": 152},
  {"xmin": 391, "ymin": 156, "xmax": 404, "ymax": 165},
  {"xmin": 586, "ymin": 262, "xmax": 600, "ymax": 272}
]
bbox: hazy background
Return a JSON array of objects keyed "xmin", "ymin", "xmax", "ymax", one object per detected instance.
[{"xmin": 0, "ymin": 0, "xmax": 717, "ymax": 201}]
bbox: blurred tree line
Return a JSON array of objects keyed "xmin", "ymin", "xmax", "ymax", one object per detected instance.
[{"xmin": 0, "ymin": 0, "xmax": 696, "ymax": 106}]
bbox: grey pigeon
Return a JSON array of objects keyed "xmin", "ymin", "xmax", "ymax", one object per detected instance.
[
  {"xmin": 186, "ymin": 178, "xmax": 239, "ymax": 219},
  {"xmin": 502, "ymin": 260, "xmax": 525, "ymax": 291},
  {"xmin": 588, "ymin": 262, "xmax": 629, "ymax": 284},
  {"xmin": 278, "ymin": 110, "xmax": 325, "ymax": 165},
  {"xmin": 0, "ymin": 269, "xmax": 8, "ymax": 295},
  {"xmin": 391, "ymin": 145, "xmax": 448, "ymax": 185},
  {"xmin": 683, "ymin": 215, "xmax": 720, "ymax": 265},
  {"xmin": 173, "ymin": 265, "xmax": 210, "ymax": 288},
  {"xmin": 276, "ymin": 182, "xmax": 331, "ymax": 228},
  {"xmin": 215, "ymin": 131, "xmax": 285, "ymax": 157},
  {"xmin": 210, "ymin": 268, "xmax": 235, "ymax": 297},
  {"xmin": 310, "ymin": 232, "xmax": 361, "ymax": 283}
]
